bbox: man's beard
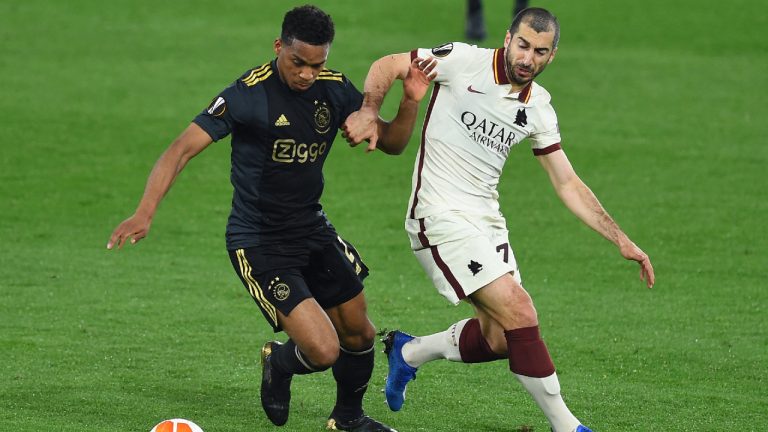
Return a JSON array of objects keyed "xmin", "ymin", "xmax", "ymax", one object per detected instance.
[
  {"xmin": 503, "ymin": 44, "xmax": 545, "ymax": 85},
  {"xmin": 504, "ymin": 57, "xmax": 537, "ymax": 85}
]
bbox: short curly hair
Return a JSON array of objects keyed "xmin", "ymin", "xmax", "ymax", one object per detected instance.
[{"xmin": 281, "ymin": 5, "xmax": 335, "ymax": 46}]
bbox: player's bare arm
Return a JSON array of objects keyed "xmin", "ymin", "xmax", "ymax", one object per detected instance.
[
  {"xmin": 368, "ymin": 56, "xmax": 437, "ymax": 154},
  {"xmin": 537, "ymin": 149, "xmax": 655, "ymax": 288},
  {"xmin": 342, "ymin": 53, "xmax": 433, "ymax": 152},
  {"xmin": 107, "ymin": 123, "xmax": 213, "ymax": 250}
]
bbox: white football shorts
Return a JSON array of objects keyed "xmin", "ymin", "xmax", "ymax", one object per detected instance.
[{"xmin": 405, "ymin": 211, "xmax": 522, "ymax": 305}]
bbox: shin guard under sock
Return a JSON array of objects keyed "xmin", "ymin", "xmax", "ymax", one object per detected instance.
[
  {"xmin": 459, "ymin": 318, "xmax": 506, "ymax": 363},
  {"xmin": 330, "ymin": 345, "xmax": 374, "ymax": 422},
  {"xmin": 271, "ymin": 339, "xmax": 322, "ymax": 376},
  {"xmin": 504, "ymin": 325, "xmax": 555, "ymax": 377}
]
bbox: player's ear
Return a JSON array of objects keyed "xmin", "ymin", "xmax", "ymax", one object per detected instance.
[
  {"xmin": 504, "ymin": 30, "xmax": 512, "ymax": 46},
  {"xmin": 548, "ymin": 47, "xmax": 557, "ymax": 64},
  {"xmin": 274, "ymin": 38, "xmax": 282, "ymax": 56}
]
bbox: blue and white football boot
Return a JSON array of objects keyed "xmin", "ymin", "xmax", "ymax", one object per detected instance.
[{"xmin": 382, "ymin": 330, "xmax": 418, "ymax": 411}]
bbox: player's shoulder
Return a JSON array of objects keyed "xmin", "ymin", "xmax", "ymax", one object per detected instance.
[
  {"xmin": 427, "ymin": 41, "xmax": 490, "ymax": 61},
  {"xmin": 528, "ymin": 81, "xmax": 553, "ymax": 105},
  {"xmin": 317, "ymin": 67, "xmax": 358, "ymax": 98},
  {"xmin": 317, "ymin": 67, "xmax": 348, "ymax": 83},
  {"xmin": 237, "ymin": 62, "xmax": 275, "ymax": 88}
]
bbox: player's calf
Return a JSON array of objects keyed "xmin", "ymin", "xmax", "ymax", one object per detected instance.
[{"xmin": 261, "ymin": 339, "xmax": 330, "ymax": 425}]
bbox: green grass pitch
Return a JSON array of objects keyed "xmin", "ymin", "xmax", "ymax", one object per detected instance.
[{"xmin": 1, "ymin": 0, "xmax": 766, "ymax": 430}]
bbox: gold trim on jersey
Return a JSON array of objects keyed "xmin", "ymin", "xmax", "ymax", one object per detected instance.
[
  {"xmin": 518, "ymin": 84, "xmax": 532, "ymax": 103},
  {"xmin": 235, "ymin": 249, "xmax": 277, "ymax": 325},
  {"xmin": 243, "ymin": 63, "xmax": 273, "ymax": 87},
  {"xmin": 318, "ymin": 69, "xmax": 344, "ymax": 82},
  {"xmin": 493, "ymin": 49, "xmax": 502, "ymax": 84}
]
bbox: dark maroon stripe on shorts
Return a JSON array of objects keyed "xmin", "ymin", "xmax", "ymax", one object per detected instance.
[
  {"xmin": 532, "ymin": 142, "xmax": 562, "ymax": 156},
  {"xmin": 429, "ymin": 244, "xmax": 465, "ymax": 300},
  {"xmin": 408, "ymin": 83, "xmax": 441, "ymax": 219},
  {"xmin": 417, "ymin": 218, "xmax": 430, "ymax": 247},
  {"xmin": 419, "ymin": 218, "xmax": 464, "ymax": 300},
  {"xmin": 410, "ymin": 49, "xmax": 418, "ymax": 61}
]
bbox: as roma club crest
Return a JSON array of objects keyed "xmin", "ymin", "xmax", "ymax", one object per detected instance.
[{"xmin": 314, "ymin": 100, "xmax": 331, "ymax": 134}]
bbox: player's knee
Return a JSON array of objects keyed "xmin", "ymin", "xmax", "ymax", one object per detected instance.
[
  {"xmin": 511, "ymin": 296, "xmax": 538, "ymax": 327},
  {"xmin": 487, "ymin": 333, "xmax": 509, "ymax": 355},
  {"xmin": 357, "ymin": 322, "xmax": 377, "ymax": 346},
  {"xmin": 337, "ymin": 321, "xmax": 376, "ymax": 350},
  {"xmin": 497, "ymin": 295, "xmax": 538, "ymax": 328},
  {"xmin": 306, "ymin": 343, "xmax": 340, "ymax": 370}
]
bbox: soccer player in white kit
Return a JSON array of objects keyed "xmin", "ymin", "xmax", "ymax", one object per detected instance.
[{"xmin": 342, "ymin": 8, "xmax": 655, "ymax": 432}]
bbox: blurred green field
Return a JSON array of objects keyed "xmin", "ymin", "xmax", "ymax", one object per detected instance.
[{"xmin": 1, "ymin": 0, "xmax": 766, "ymax": 431}]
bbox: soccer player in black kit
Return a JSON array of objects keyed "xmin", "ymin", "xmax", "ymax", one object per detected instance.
[{"xmin": 107, "ymin": 5, "xmax": 435, "ymax": 431}]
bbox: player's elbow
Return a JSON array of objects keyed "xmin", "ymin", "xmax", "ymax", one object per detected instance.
[{"xmin": 377, "ymin": 140, "xmax": 407, "ymax": 155}]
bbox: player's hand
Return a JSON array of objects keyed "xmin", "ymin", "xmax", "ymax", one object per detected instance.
[
  {"xmin": 403, "ymin": 56, "xmax": 437, "ymax": 103},
  {"xmin": 107, "ymin": 213, "xmax": 152, "ymax": 250},
  {"xmin": 342, "ymin": 106, "xmax": 379, "ymax": 152},
  {"xmin": 619, "ymin": 239, "xmax": 655, "ymax": 288}
]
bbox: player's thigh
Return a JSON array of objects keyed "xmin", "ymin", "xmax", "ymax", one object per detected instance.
[
  {"xmin": 324, "ymin": 291, "xmax": 376, "ymax": 350},
  {"xmin": 406, "ymin": 213, "xmax": 518, "ymax": 304},
  {"xmin": 229, "ymin": 248, "xmax": 312, "ymax": 330},
  {"xmin": 279, "ymin": 297, "xmax": 340, "ymax": 367},
  {"xmin": 303, "ymin": 235, "xmax": 373, "ymax": 347},
  {"xmin": 230, "ymin": 248, "xmax": 342, "ymax": 366},
  {"xmin": 469, "ymin": 272, "xmax": 538, "ymax": 330}
]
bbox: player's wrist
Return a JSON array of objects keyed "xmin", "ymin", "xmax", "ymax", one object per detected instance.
[
  {"xmin": 359, "ymin": 104, "xmax": 381, "ymax": 116},
  {"xmin": 615, "ymin": 233, "xmax": 633, "ymax": 250},
  {"xmin": 133, "ymin": 207, "xmax": 155, "ymax": 222},
  {"xmin": 400, "ymin": 94, "xmax": 421, "ymax": 105}
]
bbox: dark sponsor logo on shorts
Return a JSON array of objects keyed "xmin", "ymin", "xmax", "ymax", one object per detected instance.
[
  {"xmin": 468, "ymin": 260, "xmax": 483, "ymax": 276},
  {"xmin": 273, "ymin": 282, "xmax": 290, "ymax": 301},
  {"xmin": 431, "ymin": 42, "xmax": 454, "ymax": 57}
]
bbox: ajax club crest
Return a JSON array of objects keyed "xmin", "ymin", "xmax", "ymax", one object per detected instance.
[{"xmin": 314, "ymin": 100, "xmax": 331, "ymax": 134}]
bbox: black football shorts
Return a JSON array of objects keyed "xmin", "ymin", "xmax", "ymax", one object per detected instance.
[{"xmin": 228, "ymin": 235, "xmax": 369, "ymax": 332}]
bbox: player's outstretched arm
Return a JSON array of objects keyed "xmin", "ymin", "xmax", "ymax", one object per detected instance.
[
  {"xmin": 107, "ymin": 123, "xmax": 213, "ymax": 250},
  {"xmin": 537, "ymin": 150, "xmax": 655, "ymax": 288},
  {"xmin": 341, "ymin": 52, "xmax": 413, "ymax": 152},
  {"xmin": 374, "ymin": 56, "xmax": 437, "ymax": 154}
]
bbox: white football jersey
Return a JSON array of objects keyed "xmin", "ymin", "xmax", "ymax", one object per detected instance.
[{"xmin": 407, "ymin": 42, "xmax": 562, "ymax": 220}]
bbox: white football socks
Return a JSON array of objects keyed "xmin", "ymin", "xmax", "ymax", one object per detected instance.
[
  {"xmin": 515, "ymin": 372, "xmax": 581, "ymax": 432},
  {"xmin": 400, "ymin": 319, "xmax": 469, "ymax": 367},
  {"xmin": 400, "ymin": 322, "xmax": 581, "ymax": 432}
]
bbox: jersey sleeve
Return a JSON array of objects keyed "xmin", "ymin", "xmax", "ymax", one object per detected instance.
[
  {"xmin": 192, "ymin": 80, "xmax": 251, "ymax": 142},
  {"xmin": 529, "ymin": 101, "xmax": 562, "ymax": 155},
  {"xmin": 322, "ymin": 70, "xmax": 363, "ymax": 128},
  {"xmin": 410, "ymin": 42, "xmax": 472, "ymax": 85},
  {"xmin": 339, "ymin": 76, "xmax": 363, "ymax": 121}
]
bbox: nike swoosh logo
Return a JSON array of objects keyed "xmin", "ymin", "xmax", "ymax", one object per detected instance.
[{"xmin": 467, "ymin": 85, "xmax": 485, "ymax": 94}]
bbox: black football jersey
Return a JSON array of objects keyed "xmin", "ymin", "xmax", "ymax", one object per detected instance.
[{"xmin": 193, "ymin": 60, "xmax": 363, "ymax": 251}]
